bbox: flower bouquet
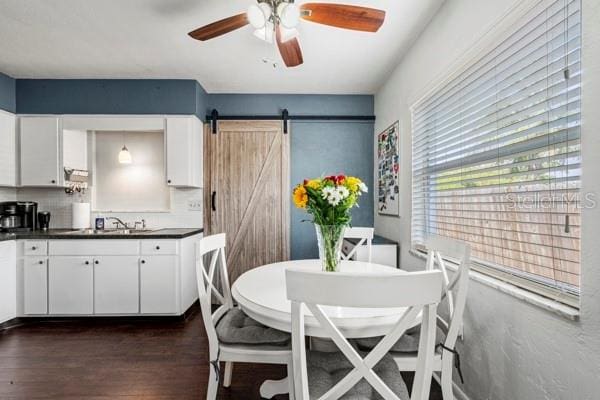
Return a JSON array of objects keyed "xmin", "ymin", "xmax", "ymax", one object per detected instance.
[{"xmin": 293, "ymin": 175, "xmax": 368, "ymax": 272}]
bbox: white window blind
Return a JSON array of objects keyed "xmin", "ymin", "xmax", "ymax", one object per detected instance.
[{"xmin": 411, "ymin": 0, "xmax": 581, "ymax": 299}]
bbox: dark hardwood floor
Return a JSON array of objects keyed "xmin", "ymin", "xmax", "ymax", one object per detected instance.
[{"xmin": 0, "ymin": 308, "xmax": 443, "ymax": 399}]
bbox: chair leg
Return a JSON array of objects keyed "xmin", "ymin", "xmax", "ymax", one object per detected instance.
[
  {"xmin": 440, "ymin": 354, "xmax": 454, "ymax": 400},
  {"xmin": 223, "ymin": 362, "xmax": 233, "ymax": 388},
  {"xmin": 287, "ymin": 362, "xmax": 295, "ymax": 400},
  {"xmin": 207, "ymin": 364, "xmax": 219, "ymax": 400}
]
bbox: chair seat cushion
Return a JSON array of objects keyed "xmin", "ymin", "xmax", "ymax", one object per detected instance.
[
  {"xmin": 307, "ymin": 350, "xmax": 409, "ymax": 400},
  {"xmin": 355, "ymin": 325, "xmax": 446, "ymax": 353},
  {"xmin": 216, "ymin": 308, "xmax": 290, "ymax": 346}
]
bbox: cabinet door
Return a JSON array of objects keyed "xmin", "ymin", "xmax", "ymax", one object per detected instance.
[
  {"xmin": 0, "ymin": 241, "xmax": 16, "ymax": 322},
  {"xmin": 94, "ymin": 256, "xmax": 139, "ymax": 314},
  {"xmin": 0, "ymin": 111, "xmax": 16, "ymax": 187},
  {"xmin": 165, "ymin": 117, "xmax": 193, "ymax": 187},
  {"xmin": 48, "ymin": 256, "xmax": 93, "ymax": 314},
  {"xmin": 140, "ymin": 255, "xmax": 178, "ymax": 314},
  {"xmin": 23, "ymin": 257, "xmax": 48, "ymax": 315},
  {"xmin": 20, "ymin": 117, "xmax": 61, "ymax": 186}
]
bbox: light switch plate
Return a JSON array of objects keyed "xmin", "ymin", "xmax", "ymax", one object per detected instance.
[{"xmin": 188, "ymin": 198, "xmax": 203, "ymax": 211}]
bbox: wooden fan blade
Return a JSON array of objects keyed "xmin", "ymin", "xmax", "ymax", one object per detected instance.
[
  {"xmin": 188, "ymin": 13, "xmax": 248, "ymax": 41},
  {"xmin": 276, "ymin": 27, "xmax": 304, "ymax": 68},
  {"xmin": 300, "ymin": 3, "xmax": 385, "ymax": 32}
]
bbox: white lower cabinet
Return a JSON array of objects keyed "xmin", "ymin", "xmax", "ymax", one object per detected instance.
[
  {"xmin": 23, "ymin": 257, "xmax": 48, "ymax": 315},
  {"xmin": 140, "ymin": 255, "xmax": 178, "ymax": 314},
  {"xmin": 19, "ymin": 235, "xmax": 200, "ymax": 317},
  {"xmin": 94, "ymin": 256, "xmax": 139, "ymax": 314},
  {"xmin": 48, "ymin": 256, "xmax": 94, "ymax": 314}
]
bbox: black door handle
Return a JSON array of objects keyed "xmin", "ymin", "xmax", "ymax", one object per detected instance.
[{"xmin": 211, "ymin": 191, "xmax": 216, "ymax": 212}]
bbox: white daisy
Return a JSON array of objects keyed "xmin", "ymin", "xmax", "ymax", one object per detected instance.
[
  {"xmin": 327, "ymin": 191, "xmax": 342, "ymax": 206},
  {"xmin": 358, "ymin": 182, "xmax": 369, "ymax": 193},
  {"xmin": 337, "ymin": 186, "xmax": 350, "ymax": 199},
  {"xmin": 321, "ymin": 186, "xmax": 334, "ymax": 200}
]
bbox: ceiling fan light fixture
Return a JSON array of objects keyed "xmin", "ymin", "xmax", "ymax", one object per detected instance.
[
  {"xmin": 247, "ymin": 3, "xmax": 272, "ymax": 29},
  {"xmin": 253, "ymin": 21, "xmax": 274, "ymax": 43},
  {"xmin": 277, "ymin": 2, "xmax": 300, "ymax": 28}
]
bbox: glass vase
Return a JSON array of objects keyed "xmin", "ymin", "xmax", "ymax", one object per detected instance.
[{"xmin": 315, "ymin": 224, "xmax": 346, "ymax": 272}]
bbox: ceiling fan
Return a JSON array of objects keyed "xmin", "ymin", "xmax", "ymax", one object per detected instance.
[{"xmin": 188, "ymin": 1, "xmax": 386, "ymax": 68}]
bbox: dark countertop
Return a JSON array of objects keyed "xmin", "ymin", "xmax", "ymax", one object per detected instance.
[
  {"xmin": 345, "ymin": 234, "xmax": 398, "ymax": 246},
  {"xmin": 0, "ymin": 228, "xmax": 203, "ymax": 241}
]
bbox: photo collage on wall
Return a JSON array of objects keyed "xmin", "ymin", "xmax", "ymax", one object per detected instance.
[{"xmin": 377, "ymin": 121, "xmax": 400, "ymax": 216}]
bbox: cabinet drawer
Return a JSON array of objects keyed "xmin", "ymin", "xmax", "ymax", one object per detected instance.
[
  {"xmin": 141, "ymin": 240, "xmax": 177, "ymax": 255},
  {"xmin": 48, "ymin": 240, "xmax": 139, "ymax": 256},
  {"xmin": 24, "ymin": 241, "xmax": 47, "ymax": 256}
]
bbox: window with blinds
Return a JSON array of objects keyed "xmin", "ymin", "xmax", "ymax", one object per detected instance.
[{"xmin": 411, "ymin": 0, "xmax": 581, "ymax": 300}]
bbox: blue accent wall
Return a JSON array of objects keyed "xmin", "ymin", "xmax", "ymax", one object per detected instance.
[
  {"xmin": 291, "ymin": 121, "xmax": 374, "ymax": 259},
  {"xmin": 16, "ymin": 79, "xmax": 207, "ymax": 120},
  {"xmin": 206, "ymin": 93, "xmax": 373, "ymax": 117},
  {"xmin": 0, "ymin": 72, "xmax": 16, "ymax": 113},
  {"xmin": 207, "ymin": 94, "xmax": 374, "ymax": 260}
]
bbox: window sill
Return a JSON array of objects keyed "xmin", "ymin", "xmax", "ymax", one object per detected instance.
[{"xmin": 408, "ymin": 249, "xmax": 580, "ymax": 321}]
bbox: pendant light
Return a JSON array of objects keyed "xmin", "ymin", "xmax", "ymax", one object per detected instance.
[{"xmin": 118, "ymin": 133, "xmax": 132, "ymax": 164}]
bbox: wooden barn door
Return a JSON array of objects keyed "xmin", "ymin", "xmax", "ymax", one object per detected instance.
[{"xmin": 204, "ymin": 120, "xmax": 290, "ymax": 283}]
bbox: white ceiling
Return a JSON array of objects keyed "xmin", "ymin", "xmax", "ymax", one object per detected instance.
[{"xmin": 0, "ymin": 0, "xmax": 444, "ymax": 94}]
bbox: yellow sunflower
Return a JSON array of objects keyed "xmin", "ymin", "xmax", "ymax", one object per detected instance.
[{"xmin": 344, "ymin": 176, "xmax": 362, "ymax": 193}]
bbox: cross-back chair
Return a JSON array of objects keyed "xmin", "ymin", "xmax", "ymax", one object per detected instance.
[
  {"xmin": 358, "ymin": 235, "xmax": 471, "ymax": 400},
  {"xmin": 196, "ymin": 233, "xmax": 294, "ymax": 400},
  {"xmin": 342, "ymin": 227, "xmax": 374, "ymax": 262},
  {"xmin": 286, "ymin": 268, "xmax": 443, "ymax": 400}
]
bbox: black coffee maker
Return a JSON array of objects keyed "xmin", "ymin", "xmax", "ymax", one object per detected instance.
[{"xmin": 0, "ymin": 201, "xmax": 38, "ymax": 232}]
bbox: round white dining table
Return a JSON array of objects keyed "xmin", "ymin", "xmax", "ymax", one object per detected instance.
[{"xmin": 232, "ymin": 259, "xmax": 416, "ymax": 339}]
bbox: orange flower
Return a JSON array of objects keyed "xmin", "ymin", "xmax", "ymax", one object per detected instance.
[{"xmin": 293, "ymin": 185, "xmax": 308, "ymax": 208}]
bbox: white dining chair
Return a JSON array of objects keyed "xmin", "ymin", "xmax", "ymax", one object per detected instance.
[
  {"xmin": 342, "ymin": 226, "xmax": 374, "ymax": 262},
  {"xmin": 195, "ymin": 233, "xmax": 294, "ymax": 400},
  {"xmin": 286, "ymin": 268, "xmax": 443, "ymax": 400},
  {"xmin": 357, "ymin": 235, "xmax": 471, "ymax": 400}
]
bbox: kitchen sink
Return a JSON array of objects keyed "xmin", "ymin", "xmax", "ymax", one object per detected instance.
[{"xmin": 61, "ymin": 229, "xmax": 156, "ymax": 235}]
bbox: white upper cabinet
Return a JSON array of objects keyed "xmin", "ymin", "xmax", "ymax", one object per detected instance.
[
  {"xmin": 0, "ymin": 110, "xmax": 16, "ymax": 187},
  {"xmin": 19, "ymin": 116, "xmax": 88, "ymax": 187},
  {"xmin": 20, "ymin": 116, "xmax": 61, "ymax": 186},
  {"xmin": 165, "ymin": 116, "xmax": 203, "ymax": 188}
]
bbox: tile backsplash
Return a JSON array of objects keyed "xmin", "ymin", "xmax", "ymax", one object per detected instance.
[
  {"xmin": 0, "ymin": 188, "xmax": 17, "ymax": 202},
  {"xmin": 15, "ymin": 187, "xmax": 203, "ymax": 229}
]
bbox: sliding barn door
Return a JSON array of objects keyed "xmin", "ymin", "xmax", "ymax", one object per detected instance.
[{"xmin": 206, "ymin": 121, "xmax": 290, "ymax": 283}]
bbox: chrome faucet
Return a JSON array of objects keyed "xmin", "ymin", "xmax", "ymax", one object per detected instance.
[
  {"xmin": 106, "ymin": 217, "xmax": 128, "ymax": 229},
  {"xmin": 133, "ymin": 219, "xmax": 147, "ymax": 230}
]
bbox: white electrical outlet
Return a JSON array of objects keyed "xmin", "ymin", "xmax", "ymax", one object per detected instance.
[{"xmin": 188, "ymin": 198, "xmax": 203, "ymax": 211}]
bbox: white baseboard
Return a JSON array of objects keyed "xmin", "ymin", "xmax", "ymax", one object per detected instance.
[{"xmin": 432, "ymin": 372, "xmax": 470, "ymax": 400}]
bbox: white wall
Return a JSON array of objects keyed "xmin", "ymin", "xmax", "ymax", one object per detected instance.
[{"xmin": 374, "ymin": 0, "xmax": 600, "ymax": 399}]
